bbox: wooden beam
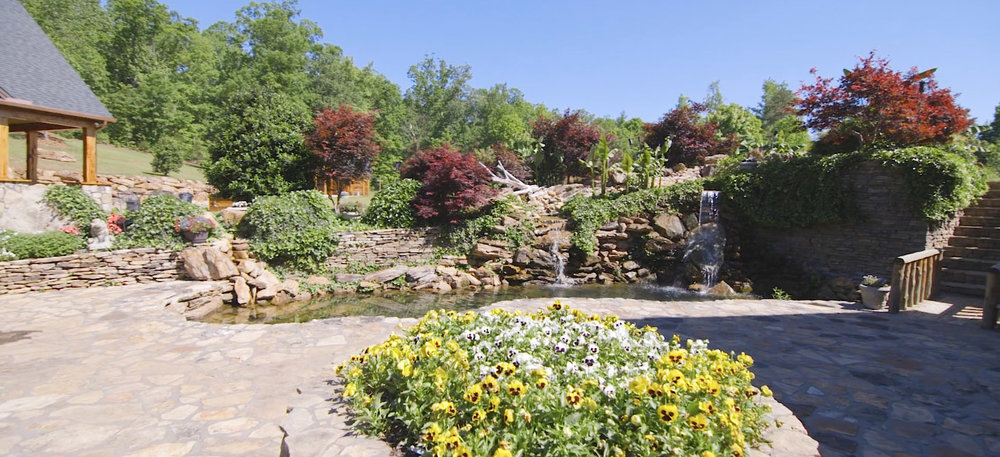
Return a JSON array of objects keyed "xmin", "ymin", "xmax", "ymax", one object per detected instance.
[
  {"xmin": 82, "ymin": 127, "xmax": 97, "ymax": 184},
  {"xmin": 9, "ymin": 122, "xmax": 77, "ymax": 132},
  {"xmin": 0, "ymin": 118, "xmax": 8, "ymax": 180},
  {"xmin": 26, "ymin": 131, "xmax": 38, "ymax": 183},
  {"xmin": 0, "ymin": 107, "xmax": 94, "ymax": 130}
]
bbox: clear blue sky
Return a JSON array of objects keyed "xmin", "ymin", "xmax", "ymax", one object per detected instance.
[{"xmin": 163, "ymin": 0, "xmax": 1000, "ymax": 124}]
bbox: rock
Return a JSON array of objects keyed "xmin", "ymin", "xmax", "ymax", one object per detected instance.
[
  {"xmin": 204, "ymin": 248, "xmax": 239, "ymax": 280},
  {"xmin": 644, "ymin": 235, "xmax": 678, "ymax": 254},
  {"xmin": 608, "ymin": 171, "xmax": 627, "ymax": 185},
  {"xmin": 513, "ymin": 247, "xmax": 532, "ymax": 265},
  {"xmin": 469, "ymin": 243, "xmax": 511, "ymax": 262},
  {"xmin": 279, "ymin": 280, "xmax": 300, "ymax": 296},
  {"xmin": 463, "ymin": 272, "xmax": 482, "ymax": 287},
  {"xmin": 682, "ymin": 213, "xmax": 700, "ymax": 230},
  {"xmin": 651, "ymin": 213, "xmax": 686, "ymax": 241},
  {"xmin": 707, "ymin": 281, "xmax": 738, "ymax": 297},
  {"xmin": 702, "ymin": 154, "xmax": 728, "ymax": 165},
  {"xmin": 305, "ymin": 276, "xmax": 331, "ymax": 286},
  {"xmin": 406, "ymin": 265, "xmax": 439, "ymax": 284},
  {"xmin": 254, "ymin": 270, "xmax": 281, "ymax": 300},
  {"xmin": 333, "ymin": 273, "xmax": 363, "ymax": 283},
  {"xmin": 180, "ymin": 247, "xmax": 212, "ymax": 281},
  {"xmin": 183, "ymin": 295, "xmax": 224, "ymax": 320},
  {"xmin": 364, "ymin": 265, "xmax": 409, "ymax": 283},
  {"xmin": 622, "ymin": 260, "xmax": 640, "ymax": 271},
  {"xmin": 237, "ymin": 260, "xmax": 257, "ymax": 275},
  {"xmin": 233, "ymin": 277, "xmax": 251, "ymax": 305},
  {"xmin": 434, "ymin": 281, "xmax": 453, "ymax": 293},
  {"xmin": 209, "ymin": 238, "xmax": 231, "ymax": 254},
  {"xmin": 219, "ymin": 207, "xmax": 248, "ymax": 226},
  {"xmin": 435, "ymin": 266, "xmax": 459, "ymax": 277}
]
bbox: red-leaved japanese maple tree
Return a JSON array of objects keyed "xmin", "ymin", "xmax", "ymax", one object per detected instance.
[
  {"xmin": 306, "ymin": 104, "xmax": 381, "ymax": 203},
  {"xmin": 401, "ymin": 144, "xmax": 497, "ymax": 224},
  {"xmin": 797, "ymin": 52, "xmax": 971, "ymax": 153},
  {"xmin": 644, "ymin": 103, "xmax": 733, "ymax": 166}
]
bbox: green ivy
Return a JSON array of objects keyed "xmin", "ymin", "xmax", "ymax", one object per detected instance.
[
  {"xmin": 362, "ymin": 179, "xmax": 420, "ymax": 228},
  {"xmin": 441, "ymin": 195, "xmax": 528, "ymax": 254},
  {"xmin": 238, "ymin": 190, "xmax": 340, "ymax": 272},
  {"xmin": 116, "ymin": 195, "xmax": 205, "ymax": 250},
  {"xmin": 43, "ymin": 185, "xmax": 105, "ymax": 231},
  {"xmin": 561, "ymin": 180, "xmax": 705, "ymax": 253},
  {"xmin": 711, "ymin": 147, "xmax": 987, "ymax": 228},
  {"xmin": 0, "ymin": 230, "xmax": 86, "ymax": 259}
]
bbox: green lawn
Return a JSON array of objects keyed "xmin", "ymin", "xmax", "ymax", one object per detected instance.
[{"xmin": 6, "ymin": 134, "xmax": 207, "ymax": 181}]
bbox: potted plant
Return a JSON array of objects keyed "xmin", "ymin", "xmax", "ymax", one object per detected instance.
[
  {"xmin": 340, "ymin": 202, "xmax": 362, "ymax": 220},
  {"xmin": 174, "ymin": 215, "xmax": 216, "ymax": 243},
  {"xmin": 859, "ymin": 275, "xmax": 891, "ymax": 309}
]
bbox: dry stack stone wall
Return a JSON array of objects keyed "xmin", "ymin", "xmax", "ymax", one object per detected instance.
[
  {"xmin": 327, "ymin": 228, "xmax": 440, "ymax": 269},
  {"xmin": 746, "ymin": 161, "xmax": 960, "ymax": 281},
  {"xmin": 8, "ymin": 169, "xmax": 215, "ymax": 209},
  {"xmin": 0, "ymin": 248, "xmax": 182, "ymax": 294}
]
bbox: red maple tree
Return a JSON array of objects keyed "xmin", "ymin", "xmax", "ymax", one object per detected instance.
[
  {"xmin": 797, "ymin": 52, "xmax": 971, "ymax": 153},
  {"xmin": 644, "ymin": 103, "xmax": 733, "ymax": 166},
  {"xmin": 531, "ymin": 111, "xmax": 601, "ymax": 185},
  {"xmin": 401, "ymin": 144, "xmax": 497, "ymax": 224},
  {"xmin": 306, "ymin": 104, "xmax": 381, "ymax": 199}
]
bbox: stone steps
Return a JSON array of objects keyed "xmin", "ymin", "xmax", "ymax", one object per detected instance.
[{"xmin": 938, "ymin": 183, "xmax": 1000, "ymax": 297}]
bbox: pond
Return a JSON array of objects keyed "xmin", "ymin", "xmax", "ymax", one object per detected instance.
[{"xmin": 199, "ymin": 283, "xmax": 723, "ymax": 324}]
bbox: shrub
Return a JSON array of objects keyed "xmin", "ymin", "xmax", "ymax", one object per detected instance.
[
  {"xmin": 337, "ymin": 303, "xmax": 772, "ymax": 457},
  {"xmin": 402, "ymin": 145, "xmax": 497, "ymax": 224},
  {"xmin": 644, "ymin": 104, "xmax": 733, "ymax": 166},
  {"xmin": 562, "ymin": 181, "xmax": 705, "ymax": 253},
  {"xmin": 442, "ymin": 195, "xmax": 528, "ymax": 253},
  {"xmin": 43, "ymin": 185, "xmax": 105, "ymax": 232},
  {"xmin": 713, "ymin": 146, "xmax": 987, "ymax": 227},
  {"xmin": 307, "ymin": 104, "xmax": 381, "ymax": 199},
  {"xmin": 116, "ymin": 195, "xmax": 205, "ymax": 250},
  {"xmin": 238, "ymin": 190, "xmax": 340, "ymax": 272},
  {"xmin": 0, "ymin": 230, "xmax": 85, "ymax": 259},
  {"xmin": 531, "ymin": 110, "xmax": 601, "ymax": 185},
  {"xmin": 362, "ymin": 179, "xmax": 421, "ymax": 228}
]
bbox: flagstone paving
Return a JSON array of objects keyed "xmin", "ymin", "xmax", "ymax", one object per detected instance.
[{"xmin": 0, "ymin": 281, "xmax": 997, "ymax": 456}]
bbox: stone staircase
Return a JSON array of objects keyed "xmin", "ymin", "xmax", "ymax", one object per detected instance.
[{"xmin": 939, "ymin": 181, "xmax": 1000, "ymax": 296}]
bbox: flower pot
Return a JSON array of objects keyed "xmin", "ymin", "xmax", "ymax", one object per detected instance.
[
  {"xmin": 859, "ymin": 284, "xmax": 891, "ymax": 309},
  {"xmin": 181, "ymin": 230, "xmax": 209, "ymax": 244}
]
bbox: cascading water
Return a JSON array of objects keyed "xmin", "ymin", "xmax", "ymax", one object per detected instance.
[
  {"xmin": 683, "ymin": 191, "xmax": 725, "ymax": 291},
  {"xmin": 550, "ymin": 235, "xmax": 568, "ymax": 285}
]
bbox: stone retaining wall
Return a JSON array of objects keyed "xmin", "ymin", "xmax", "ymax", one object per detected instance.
[
  {"xmin": 0, "ymin": 248, "xmax": 182, "ymax": 294},
  {"xmin": 327, "ymin": 228, "xmax": 441, "ymax": 269},
  {"xmin": 742, "ymin": 161, "xmax": 960, "ymax": 282},
  {"xmin": 6, "ymin": 169, "xmax": 215, "ymax": 209}
]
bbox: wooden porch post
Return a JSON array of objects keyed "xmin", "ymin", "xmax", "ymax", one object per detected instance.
[
  {"xmin": 82, "ymin": 126, "xmax": 97, "ymax": 184},
  {"xmin": 26, "ymin": 131, "xmax": 38, "ymax": 183},
  {"xmin": 0, "ymin": 118, "xmax": 8, "ymax": 180}
]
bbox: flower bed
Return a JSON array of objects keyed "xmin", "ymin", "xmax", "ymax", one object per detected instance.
[{"xmin": 337, "ymin": 302, "xmax": 772, "ymax": 457}]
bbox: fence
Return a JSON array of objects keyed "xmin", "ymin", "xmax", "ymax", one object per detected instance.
[{"xmin": 888, "ymin": 249, "xmax": 941, "ymax": 313}]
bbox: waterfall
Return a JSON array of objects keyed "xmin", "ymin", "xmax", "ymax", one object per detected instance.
[
  {"xmin": 683, "ymin": 190, "xmax": 725, "ymax": 291},
  {"xmin": 550, "ymin": 235, "xmax": 568, "ymax": 285}
]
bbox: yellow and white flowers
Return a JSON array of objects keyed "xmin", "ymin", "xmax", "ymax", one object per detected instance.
[{"xmin": 337, "ymin": 303, "xmax": 772, "ymax": 456}]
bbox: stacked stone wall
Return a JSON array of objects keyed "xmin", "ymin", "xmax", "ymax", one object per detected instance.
[
  {"xmin": 327, "ymin": 228, "xmax": 441, "ymax": 269},
  {"xmin": 0, "ymin": 248, "xmax": 182, "ymax": 294}
]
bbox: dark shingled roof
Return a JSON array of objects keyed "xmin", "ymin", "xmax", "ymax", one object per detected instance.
[{"xmin": 0, "ymin": 0, "xmax": 113, "ymax": 120}]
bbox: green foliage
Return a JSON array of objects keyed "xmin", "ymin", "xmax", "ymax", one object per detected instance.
[
  {"xmin": 362, "ymin": 179, "xmax": 420, "ymax": 228},
  {"xmin": 562, "ymin": 181, "xmax": 705, "ymax": 253},
  {"xmin": 238, "ymin": 190, "xmax": 340, "ymax": 272},
  {"xmin": 116, "ymin": 194, "xmax": 204, "ymax": 249},
  {"xmin": 43, "ymin": 185, "xmax": 106, "ymax": 231},
  {"xmin": 770, "ymin": 287, "xmax": 791, "ymax": 300},
  {"xmin": 713, "ymin": 147, "xmax": 987, "ymax": 228},
  {"xmin": 707, "ymin": 103, "xmax": 764, "ymax": 146},
  {"xmin": 441, "ymin": 195, "xmax": 524, "ymax": 253},
  {"xmin": 206, "ymin": 88, "xmax": 315, "ymax": 200},
  {"xmin": 150, "ymin": 138, "xmax": 184, "ymax": 176},
  {"xmin": 0, "ymin": 230, "xmax": 86, "ymax": 259}
]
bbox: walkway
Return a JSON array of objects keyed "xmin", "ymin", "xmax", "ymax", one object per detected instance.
[{"xmin": 0, "ymin": 282, "xmax": 997, "ymax": 457}]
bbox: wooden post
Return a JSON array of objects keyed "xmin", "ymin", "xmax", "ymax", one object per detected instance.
[
  {"xmin": 82, "ymin": 126, "xmax": 97, "ymax": 184},
  {"xmin": 0, "ymin": 118, "xmax": 8, "ymax": 180},
  {"xmin": 26, "ymin": 131, "xmax": 38, "ymax": 183},
  {"xmin": 983, "ymin": 264, "xmax": 1000, "ymax": 329}
]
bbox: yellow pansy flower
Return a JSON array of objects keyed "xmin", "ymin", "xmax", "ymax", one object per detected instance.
[
  {"xmin": 464, "ymin": 383, "xmax": 483, "ymax": 403},
  {"xmin": 628, "ymin": 375, "xmax": 650, "ymax": 396},
  {"xmin": 656, "ymin": 404, "xmax": 678, "ymax": 422},
  {"xmin": 689, "ymin": 413, "xmax": 709, "ymax": 431}
]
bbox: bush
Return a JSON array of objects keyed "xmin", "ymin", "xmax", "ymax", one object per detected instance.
[
  {"xmin": 0, "ymin": 230, "xmax": 85, "ymax": 259},
  {"xmin": 712, "ymin": 147, "xmax": 987, "ymax": 227},
  {"xmin": 562, "ymin": 181, "xmax": 705, "ymax": 253},
  {"xmin": 337, "ymin": 303, "xmax": 772, "ymax": 457},
  {"xmin": 238, "ymin": 190, "xmax": 340, "ymax": 272},
  {"xmin": 43, "ymin": 185, "xmax": 105, "ymax": 232},
  {"xmin": 116, "ymin": 195, "xmax": 205, "ymax": 250},
  {"xmin": 402, "ymin": 145, "xmax": 498, "ymax": 224},
  {"xmin": 362, "ymin": 179, "xmax": 421, "ymax": 228}
]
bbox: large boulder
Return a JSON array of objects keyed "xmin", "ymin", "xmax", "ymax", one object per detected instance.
[
  {"xmin": 651, "ymin": 213, "xmax": 686, "ymax": 241},
  {"xmin": 204, "ymin": 248, "xmax": 239, "ymax": 279},
  {"xmin": 364, "ymin": 265, "xmax": 409, "ymax": 283},
  {"xmin": 180, "ymin": 247, "xmax": 212, "ymax": 280},
  {"xmin": 469, "ymin": 242, "xmax": 511, "ymax": 262},
  {"xmin": 232, "ymin": 276, "xmax": 251, "ymax": 305},
  {"xmin": 406, "ymin": 265, "xmax": 439, "ymax": 285}
]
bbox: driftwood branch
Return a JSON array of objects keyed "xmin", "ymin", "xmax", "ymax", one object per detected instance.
[{"xmin": 480, "ymin": 161, "xmax": 543, "ymax": 196}]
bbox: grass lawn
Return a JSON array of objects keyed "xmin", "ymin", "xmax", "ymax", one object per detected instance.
[{"xmin": 6, "ymin": 134, "xmax": 207, "ymax": 181}]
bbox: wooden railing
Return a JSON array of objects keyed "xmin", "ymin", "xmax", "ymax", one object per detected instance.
[
  {"xmin": 888, "ymin": 249, "xmax": 942, "ymax": 313},
  {"xmin": 982, "ymin": 263, "xmax": 1000, "ymax": 329}
]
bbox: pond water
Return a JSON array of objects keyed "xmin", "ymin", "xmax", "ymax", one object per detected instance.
[{"xmin": 200, "ymin": 283, "xmax": 722, "ymax": 325}]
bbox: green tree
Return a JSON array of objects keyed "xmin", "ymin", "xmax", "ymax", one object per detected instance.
[
  {"xmin": 463, "ymin": 84, "xmax": 538, "ymax": 151},
  {"xmin": 403, "ymin": 56, "xmax": 473, "ymax": 150},
  {"xmin": 980, "ymin": 103, "xmax": 1000, "ymax": 144},
  {"xmin": 753, "ymin": 79, "xmax": 810, "ymax": 152},
  {"xmin": 206, "ymin": 88, "xmax": 314, "ymax": 200},
  {"xmin": 706, "ymin": 103, "xmax": 764, "ymax": 148}
]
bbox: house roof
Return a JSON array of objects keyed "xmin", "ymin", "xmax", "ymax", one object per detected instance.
[{"xmin": 0, "ymin": 0, "xmax": 114, "ymax": 122}]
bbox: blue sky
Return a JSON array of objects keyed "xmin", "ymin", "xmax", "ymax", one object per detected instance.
[{"xmin": 163, "ymin": 0, "xmax": 999, "ymax": 124}]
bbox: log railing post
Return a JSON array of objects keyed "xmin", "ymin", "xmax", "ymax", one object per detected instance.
[
  {"xmin": 982, "ymin": 263, "xmax": 1000, "ymax": 329},
  {"xmin": 888, "ymin": 249, "xmax": 940, "ymax": 313}
]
